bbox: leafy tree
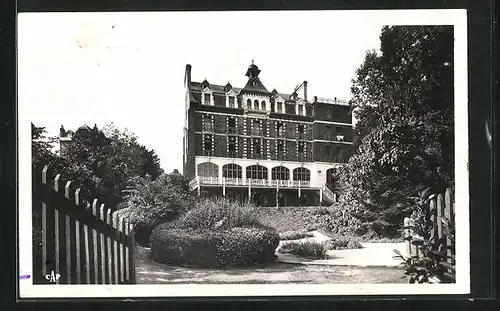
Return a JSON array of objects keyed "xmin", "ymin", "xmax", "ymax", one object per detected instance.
[
  {"xmin": 119, "ymin": 172, "xmax": 195, "ymax": 245},
  {"xmin": 339, "ymin": 26, "xmax": 454, "ymax": 237},
  {"xmin": 32, "ymin": 122, "xmax": 164, "ymax": 208}
]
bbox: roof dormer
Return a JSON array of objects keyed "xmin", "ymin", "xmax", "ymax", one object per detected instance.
[
  {"xmin": 201, "ymin": 79, "xmax": 210, "ymax": 90},
  {"xmin": 224, "ymin": 82, "xmax": 233, "ymax": 92}
]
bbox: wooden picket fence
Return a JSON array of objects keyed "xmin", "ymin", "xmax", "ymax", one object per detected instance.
[
  {"xmin": 404, "ymin": 187, "xmax": 455, "ymax": 282},
  {"xmin": 32, "ymin": 164, "xmax": 136, "ymax": 284}
]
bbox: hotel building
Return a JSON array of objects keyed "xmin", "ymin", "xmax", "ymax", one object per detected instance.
[{"xmin": 183, "ymin": 62, "xmax": 354, "ymax": 206}]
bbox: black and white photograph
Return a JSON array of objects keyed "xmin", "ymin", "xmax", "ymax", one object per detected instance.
[{"xmin": 18, "ymin": 9, "xmax": 469, "ymax": 298}]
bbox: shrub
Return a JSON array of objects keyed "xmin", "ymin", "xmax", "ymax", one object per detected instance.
[
  {"xmin": 279, "ymin": 231, "xmax": 314, "ymax": 241},
  {"xmin": 322, "ymin": 236, "xmax": 363, "ymax": 250},
  {"xmin": 150, "ymin": 224, "xmax": 280, "ymax": 268},
  {"xmin": 120, "ymin": 173, "xmax": 195, "ymax": 246},
  {"xmin": 172, "ymin": 197, "xmax": 261, "ymax": 230},
  {"xmin": 278, "ymin": 240, "xmax": 328, "ymax": 259},
  {"xmin": 394, "ymin": 187, "xmax": 456, "ymax": 284}
]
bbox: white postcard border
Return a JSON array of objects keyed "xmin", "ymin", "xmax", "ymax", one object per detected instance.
[{"xmin": 18, "ymin": 8, "xmax": 469, "ymax": 298}]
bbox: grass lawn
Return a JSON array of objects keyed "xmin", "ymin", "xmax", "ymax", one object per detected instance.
[{"xmin": 135, "ymin": 246, "xmax": 407, "ymax": 284}]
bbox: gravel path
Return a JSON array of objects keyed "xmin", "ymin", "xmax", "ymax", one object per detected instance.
[
  {"xmin": 277, "ymin": 231, "xmax": 407, "ymax": 267},
  {"xmin": 134, "ymin": 246, "xmax": 407, "ymax": 284}
]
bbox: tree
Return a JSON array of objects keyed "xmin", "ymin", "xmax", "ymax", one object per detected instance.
[
  {"xmin": 339, "ymin": 26, "xmax": 454, "ymax": 237},
  {"xmin": 59, "ymin": 123, "xmax": 164, "ymax": 208},
  {"xmin": 32, "ymin": 122, "xmax": 164, "ymax": 208},
  {"xmin": 119, "ymin": 172, "xmax": 195, "ymax": 245}
]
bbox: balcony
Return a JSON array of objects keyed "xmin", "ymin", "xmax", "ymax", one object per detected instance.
[{"xmin": 190, "ymin": 177, "xmax": 311, "ymax": 189}]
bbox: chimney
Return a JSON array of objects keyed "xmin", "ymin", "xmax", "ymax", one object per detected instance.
[
  {"xmin": 303, "ymin": 81, "xmax": 308, "ymax": 102},
  {"xmin": 185, "ymin": 64, "xmax": 192, "ymax": 86}
]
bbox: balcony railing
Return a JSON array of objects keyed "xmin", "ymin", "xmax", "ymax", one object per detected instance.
[
  {"xmin": 227, "ymin": 127, "xmax": 238, "ymax": 135},
  {"xmin": 191, "ymin": 177, "xmax": 311, "ymax": 188}
]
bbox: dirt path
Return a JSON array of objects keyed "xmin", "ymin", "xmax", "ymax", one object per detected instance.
[
  {"xmin": 278, "ymin": 231, "xmax": 408, "ymax": 267},
  {"xmin": 135, "ymin": 246, "xmax": 407, "ymax": 284}
]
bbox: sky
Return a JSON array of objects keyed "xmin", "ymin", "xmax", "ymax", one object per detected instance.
[{"xmin": 17, "ymin": 10, "xmax": 448, "ymax": 173}]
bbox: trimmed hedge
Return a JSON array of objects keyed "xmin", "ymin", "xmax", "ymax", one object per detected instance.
[{"xmin": 150, "ymin": 224, "xmax": 280, "ymax": 268}]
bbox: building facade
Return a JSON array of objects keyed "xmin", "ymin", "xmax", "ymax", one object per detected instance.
[{"xmin": 183, "ymin": 62, "xmax": 354, "ymax": 206}]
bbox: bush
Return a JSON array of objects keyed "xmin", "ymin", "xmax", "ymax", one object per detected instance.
[
  {"xmin": 394, "ymin": 187, "xmax": 456, "ymax": 284},
  {"xmin": 150, "ymin": 225, "xmax": 280, "ymax": 268},
  {"xmin": 278, "ymin": 240, "xmax": 328, "ymax": 259},
  {"xmin": 279, "ymin": 231, "xmax": 314, "ymax": 241},
  {"xmin": 322, "ymin": 236, "xmax": 363, "ymax": 250},
  {"xmin": 172, "ymin": 197, "xmax": 261, "ymax": 230},
  {"xmin": 120, "ymin": 173, "xmax": 195, "ymax": 246}
]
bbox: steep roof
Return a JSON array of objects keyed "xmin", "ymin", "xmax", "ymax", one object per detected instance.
[{"xmin": 241, "ymin": 78, "xmax": 270, "ymax": 94}]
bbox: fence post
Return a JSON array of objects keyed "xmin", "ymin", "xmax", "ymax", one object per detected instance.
[
  {"xmin": 444, "ymin": 188, "xmax": 454, "ymax": 266},
  {"xmin": 106, "ymin": 209, "xmax": 113, "ymax": 284},
  {"xmin": 128, "ymin": 223, "xmax": 136, "ymax": 284},
  {"xmin": 53, "ymin": 174, "xmax": 68, "ymax": 284},
  {"xmin": 429, "ymin": 197, "xmax": 437, "ymax": 251},
  {"xmin": 75, "ymin": 189, "xmax": 90, "ymax": 284},
  {"xmin": 403, "ymin": 217, "xmax": 411, "ymax": 257},
  {"xmin": 64, "ymin": 181, "xmax": 77, "ymax": 284},
  {"xmin": 436, "ymin": 194, "xmax": 445, "ymax": 253},
  {"xmin": 119, "ymin": 217, "xmax": 126, "ymax": 283},
  {"xmin": 113, "ymin": 212, "xmax": 119, "ymax": 284},
  {"xmin": 99, "ymin": 204, "xmax": 107, "ymax": 284},
  {"xmin": 91, "ymin": 200, "xmax": 100, "ymax": 284},
  {"xmin": 124, "ymin": 220, "xmax": 130, "ymax": 283}
]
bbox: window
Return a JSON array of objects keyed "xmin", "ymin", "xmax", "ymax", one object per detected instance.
[
  {"xmin": 223, "ymin": 164, "xmax": 242, "ymax": 178},
  {"xmin": 277, "ymin": 139, "xmax": 284, "ymax": 160},
  {"xmin": 277, "ymin": 102, "xmax": 283, "ymax": 113},
  {"xmin": 276, "ymin": 122, "xmax": 283, "ymax": 137},
  {"xmin": 228, "ymin": 117, "xmax": 237, "ymax": 134},
  {"xmin": 253, "ymin": 100, "xmax": 259, "ymax": 110},
  {"xmin": 253, "ymin": 138, "xmax": 262, "ymax": 158},
  {"xmin": 326, "ymin": 168, "xmax": 337, "ymax": 190},
  {"xmin": 271, "ymin": 102, "xmax": 275, "ymax": 112},
  {"xmin": 252, "ymin": 120, "xmax": 262, "ymax": 136},
  {"xmin": 261, "ymin": 101, "xmax": 266, "ymax": 111},
  {"xmin": 298, "ymin": 142, "xmax": 305, "ymax": 153},
  {"xmin": 247, "ymin": 99, "xmax": 252, "ymax": 108},
  {"xmin": 203, "ymin": 134, "xmax": 213, "ymax": 156},
  {"xmin": 298, "ymin": 105, "xmax": 304, "ymax": 115},
  {"xmin": 277, "ymin": 140, "xmax": 284, "ymax": 152},
  {"xmin": 197, "ymin": 162, "xmax": 218, "ymax": 177},
  {"xmin": 203, "ymin": 116, "xmax": 213, "ymax": 132},
  {"xmin": 228, "ymin": 136, "xmax": 237, "ymax": 157},
  {"xmin": 204, "ymin": 93, "xmax": 211, "ymax": 105},
  {"xmin": 272, "ymin": 166, "xmax": 289, "ymax": 180},
  {"xmin": 293, "ymin": 167, "xmax": 311, "ymax": 181},
  {"xmin": 228, "ymin": 96, "xmax": 235, "ymax": 108},
  {"xmin": 298, "ymin": 124, "xmax": 304, "ymax": 139},
  {"xmin": 246, "ymin": 165, "xmax": 268, "ymax": 180}
]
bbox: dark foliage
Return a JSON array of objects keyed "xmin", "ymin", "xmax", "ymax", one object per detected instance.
[
  {"xmin": 393, "ymin": 188, "xmax": 456, "ymax": 283},
  {"xmin": 150, "ymin": 225, "xmax": 279, "ymax": 268},
  {"xmin": 339, "ymin": 25, "xmax": 454, "ymax": 237}
]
